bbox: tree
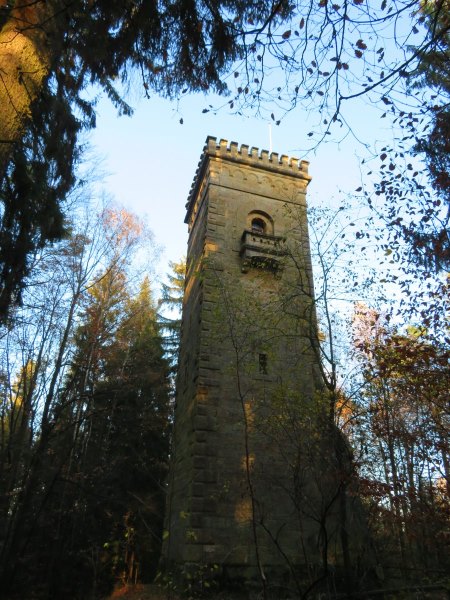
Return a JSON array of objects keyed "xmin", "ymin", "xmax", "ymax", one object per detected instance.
[
  {"xmin": 409, "ymin": 0, "xmax": 450, "ymax": 268},
  {"xmin": 351, "ymin": 305, "xmax": 450, "ymax": 584},
  {"xmin": 217, "ymin": 0, "xmax": 449, "ymax": 271},
  {"xmin": 355, "ymin": 1, "xmax": 450, "ymax": 271},
  {"xmin": 0, "ymin": 71, "xmax": 82, "ymax": 319},
  {"xmin": 32, "ymin": 274, "xmax": 171, "ymax": 598},
  {"xmin": 158, "ymin": 259, "xmax": 186, "ymax": 376},
  {"xmin": 0, "ymin": 200, "xmax": 164, "ymax": 597}
]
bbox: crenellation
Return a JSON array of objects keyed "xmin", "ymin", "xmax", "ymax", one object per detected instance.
[
  {"xmin": 202, "ymin": 136, "xmax": 309, "ymax": 175},
  {"xmin": 207, "ymin": 136, "xmax": 217, "ymax": 153},
  {"xmin": 300, "ymin": 159, "xmax": 310, "ymax": 172},
  {"xmin": 186, "ymin": 136, "xmax": 311, "ymax": 223}
]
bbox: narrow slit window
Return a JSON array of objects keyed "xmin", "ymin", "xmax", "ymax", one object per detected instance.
[{"xmin": 259, "ymin": 353, "xmax": 268, "ymax": 375}]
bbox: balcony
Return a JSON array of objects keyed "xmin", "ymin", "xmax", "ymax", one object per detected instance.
[{"xmin": 240, "ymin": 229, "xmax": 286, "ymax": 273}]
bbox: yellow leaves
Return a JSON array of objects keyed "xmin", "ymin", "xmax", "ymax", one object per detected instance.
[
  {"xmin": 102, "ymin": 207, "xmax": 143, "ymax": 246},
  {"xmin": 336, "ymin": 393, "xmax": 355, "ymax": 431}
]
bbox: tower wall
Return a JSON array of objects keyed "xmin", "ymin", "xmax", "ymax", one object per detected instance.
[{"xmin": 164, "ymin": 137, "xmax": 334, "ymax": 581}]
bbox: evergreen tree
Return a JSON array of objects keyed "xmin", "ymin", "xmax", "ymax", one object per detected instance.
[
  {"xmin": 3, "ymin": 1, "xmax": 449, "ymax": 317},
  {"xmin": 410, "ymin": 1, "xmax": 450, "ymax": 268},
  {"xmin": 158, "ymin": 259, "xmax": 186, "ymax": 376},
  {"xmin": 3, "ymin": 271, "xmax": 171, "ymax": 598},
  {"xmin": 0, "ymin": 204, "xmax": 167, "ymax": 598}
]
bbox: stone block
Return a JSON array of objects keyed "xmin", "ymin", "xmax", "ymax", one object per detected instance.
[
  {"xmin": 190, "ymin": 497, "xmax": 217, "ymax": 512},
  {"xmin": 195, "ymin": 469, "xmax": 217, "ymax": 483},
  {"xmin": 193, "ymin": 414, "xmax": 217, "ymax": 430},
  {"xmin": 194, "ymin": 430, "xmax": 208, "ymax": 443},
  {"xmin": 193, "ymin": 455, "xmax": 213, "ymax": 469}
]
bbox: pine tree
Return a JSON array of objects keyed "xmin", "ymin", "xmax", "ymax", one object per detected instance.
[
  {"xmin": 158, "ymin": 259, "xmax": 186, "ymax": 376},
  {"xmin": 0, "ymin": 1, "xmax": 293, "ymax": 320}
]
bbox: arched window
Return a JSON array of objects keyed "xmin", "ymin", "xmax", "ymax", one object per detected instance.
[
  {"xmin": 251, "ymin": 217, "xmax": 266, "ymax": 234},
  {"xmin": 246, "ymin": 210, "xmax": 274, "ymax": 235}
]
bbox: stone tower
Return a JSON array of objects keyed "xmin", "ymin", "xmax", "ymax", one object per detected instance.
[{"xmin": 163, "ymin": 137, "xmax": 355, "ymax": 589}]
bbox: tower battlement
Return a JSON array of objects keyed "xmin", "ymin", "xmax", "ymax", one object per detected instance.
[
  {"xmin": 204, "ymin": 136, "xmax": 310, "ymax": 174},
  {"xmin": 186, "ymin": 136, "xmax": 311, "ymax": 221}
]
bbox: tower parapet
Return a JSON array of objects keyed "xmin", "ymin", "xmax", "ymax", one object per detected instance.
[{"xmin": 185, "ymin": 136, "xmax": 311, "ymax": 225}]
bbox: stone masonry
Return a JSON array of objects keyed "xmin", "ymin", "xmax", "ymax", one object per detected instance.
[{"xmin": 162, "ymin": 137, "xmax": 357, "ymax": 587}]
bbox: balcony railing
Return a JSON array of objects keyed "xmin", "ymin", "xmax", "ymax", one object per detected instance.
[{"xmin": 240, "ymin": 229, "xmax": 286, "ymax": 272}]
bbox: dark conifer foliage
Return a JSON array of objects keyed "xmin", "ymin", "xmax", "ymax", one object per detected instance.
[
  {"xmin": 1, "ymin": 0, "xmax": 449, "ymax": 313},
  {"xmin": 28, "ymin": 277, "xmax": 171, "ymax": 598},
  {"xmin": 0, "ymin": 75, "xmax": 83, "ymax": 317},
  {"xmin": 409, "ymin": 4, "xmax": 450, "ymax": 269},
  {"xmin": 158, "ymin": 259, "xmax": 186, "ymax": 376}
]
